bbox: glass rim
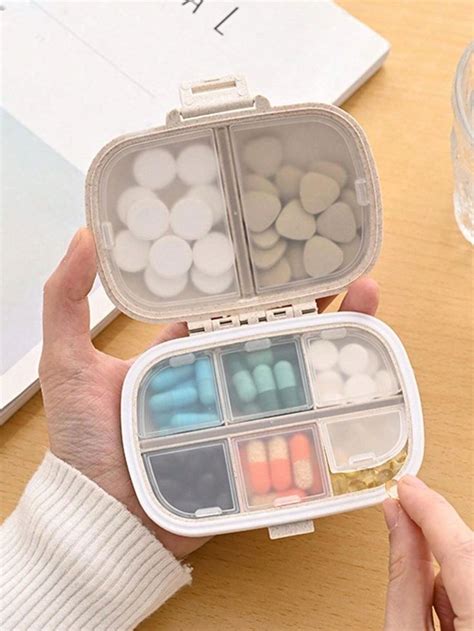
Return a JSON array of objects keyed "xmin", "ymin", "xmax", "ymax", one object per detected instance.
[{"xmin": 453, "ymin": 41, "xmax": 474, "ymax": 141}]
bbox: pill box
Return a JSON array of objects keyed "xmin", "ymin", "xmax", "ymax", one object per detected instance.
[{"xmin": 86, "ymin": 76, "xmax": 424, "ymax": 538}]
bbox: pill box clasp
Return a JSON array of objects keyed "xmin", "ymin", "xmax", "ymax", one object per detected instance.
[{"xmin": 268, "ymin": 520, "xmax": 315, "ymax": 540}]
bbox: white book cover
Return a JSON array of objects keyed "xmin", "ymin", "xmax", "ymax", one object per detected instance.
[{"xmin": 0, "ymin": 0, "xmax": 390, "ymax": 422}]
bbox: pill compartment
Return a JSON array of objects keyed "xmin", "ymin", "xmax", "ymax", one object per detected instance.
[
  {"xmin": 220, "ymin": 337, "xmax": 311, "ymax": 421},
  {"xmin": 234, "ymin": 427, "xmax": 329, "ymax": 510},
  {"xmin": 306, "ymin": 327, "xmax": 401, "ymax": 407},
  {"xmin": 138, "ymin": 351, "xmax": 223, "ymax": 437},
  {"xmin": 144, "ymin": 442, "xmax": 237, "ymax": 517},
  {"xmin": 230, "ymin": 116, "xmax": 369, "ymax": 293}
]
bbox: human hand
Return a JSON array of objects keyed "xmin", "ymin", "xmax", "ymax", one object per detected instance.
[
  {"xmin": 383, "ymin": 476, "xmax": 474, "ymax": 631},
  {"xmin": 39, "ymin": 227, "xmax": 379, "ymax": 558}
]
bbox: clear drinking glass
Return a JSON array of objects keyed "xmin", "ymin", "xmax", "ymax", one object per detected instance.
[{"xmin": 451, "ymin": 42, "xmax": 473, "ymax": 244}]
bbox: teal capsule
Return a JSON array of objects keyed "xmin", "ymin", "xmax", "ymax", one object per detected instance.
[
  {"xmin": 149, "ymin": 364, "xmax": 194, "ymax": 392},
  {"xmin": 245, "ymin": 349, "xmax": 274, "ymax": 370},
  {"xmin": 229, "ymin": 357, "xmax": 257, "ymax": 404},
  {"xmin": 170, "ymin": 411, "xmax": 220, "ymax": 429},
  {"xmin": 273, "ymin": 360, "xmax": 301, "ymax": 407},
  {"xmin": 149, "ymin": 383, "xmax": 198, "ymax": 413},
  {"xmin": 252, "ymin": 363, "xmax": 279, "ymax": 411},
  {"xmin": 194, "ymin": 357, "xmax": 216, "ymax": 406}
]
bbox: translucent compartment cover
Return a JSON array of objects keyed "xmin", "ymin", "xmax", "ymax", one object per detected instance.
[
  {"xmin": 320, "ymin": 407, "xmax": 408, "ymax": 473},
  {"xmin": 87, "ymin": 101, "xmax": 382, "ymax": 323}
]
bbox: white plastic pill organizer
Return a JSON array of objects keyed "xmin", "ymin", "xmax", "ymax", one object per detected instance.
[{"xmin": 86, "ymin": 76, "xmax": 424, "ymax": 539}]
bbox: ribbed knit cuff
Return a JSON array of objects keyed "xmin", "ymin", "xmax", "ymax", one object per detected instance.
[{"xmin": 0, "ymin": 452, "xmax": 191, "ymax": 631}]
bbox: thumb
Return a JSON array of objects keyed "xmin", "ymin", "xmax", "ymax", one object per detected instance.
[{"xmin": 42, "ymin": 228, "xmax": 97, "ymax": 357}]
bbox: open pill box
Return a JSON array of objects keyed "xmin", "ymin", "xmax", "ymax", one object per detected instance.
[{"xmin": 86, "ymin": 76, "xmax": 423, "ymax": 538}]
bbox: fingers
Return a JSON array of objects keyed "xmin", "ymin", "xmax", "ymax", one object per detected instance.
[
  {"xmin": 433, "ymin": 573, "xmax": 456, "ymax": 631},
  {"xmin": 339, "ymin": 277, "xmax": 379, "ymax": 315},
  {"xmin": 397, "ymin": 477, "xmax": 474, "ymax": 624},
  {"xmin": 383, "ymin": 498, "xmax": 435, "ymax": 631},
  {"xmin": 42, "ymin": 228, "xmax": 96, "ymax": 357}
]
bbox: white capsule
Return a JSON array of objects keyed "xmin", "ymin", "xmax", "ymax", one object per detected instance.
[
  {"xmin": 116, "ymin": 186, "xmax": 157, "ymax": 223},
  {"xmin": 244, "ymin": 174, "xmax": 278, "ymax": 196},
  {"xmin": 113, "ymin": 230, "xmax": 150, "ymax": 273},
  {"xmin": 252, "ymin": 239, "xmax": 287, "ymax": 270},
  {"xmin": 375, "ymin": 369, "xmax": 398, "ymax": 395},
  {"xmin": 250, "ymin": 227, "xmax": 280, "ymax": 250},
  {"xmin": 243, "ymin": 191, "xmax": 281, "ymax": 233},
  {"xmin": 133, "ymin": 149, "xmax": 176, "ymax": 190},
  {"xmin": 317, "ymin": 202, "xmax": 357, "ymax": 244},
  {"xmin": 187, "ymin": 184, "xmax": 225, "ymax": 225},
  {"xmin": 275, "ymin": 164, "xmax": 303, "ymax": 201},
  {"xmin": 275, "ymin": 199, "xmax": 316, "ymax": 240},
  {"xmin": 126, "ymin": 198, "xmax": 170, "ymax": 241},
  {"xmin": 257, "ymin": 258, "xmax": 292, "ymax": 288},
  {"xmin": 286, "ymin": 242, "xmax": 307, "ymax": 280},
  {"xmin": 170, "ymin": 197, "xmax": 213, "ymax": 241},
  {"xmin": 316, "ymin": 370, "xmax": 344, "ymax": 403},
  {"xmin": 308, "ymin": 161, "xmax": 348, "ymax": 188},
  {"xmin": 344, "ymin": 374, "xmax": 377, "ymax": 399},
  {"xmin": 242, "ymin": 136, "xmax": 283, "ymax": 177},
  {"xmin": 191, "ymin": 266, "xmax": 234, "ymax": 295},
  {"xmin": 310, "ymin": 340, "xmax": 339, "ymax": 371},
  {"xmin": 193, "ymin": 231, "xmax": 234, "ymax": 276},
  {"xmin": 300, "ymin": 172, "xmax": 340, "ymax": 215},
  {"xmin": 340, "ymin": 234, "xmax": 361, "ymax": 268},
  {"xmin": 149, "ymin": 235, "xmax": 192, "ymax": 278},
  {"xmin": 144, "ymin": 266, "xmax": 188, "ymax": 298},
  {"xmin": 176, "ymin": 143, "xmax": 217, "ymax": 186},
  {"xmin": 303, "ymin": 236, "xmax": 343, "ymax": 279},
  {"xmin": 338, "ymin": 343, "xmax": 369, "ymax": 376}
]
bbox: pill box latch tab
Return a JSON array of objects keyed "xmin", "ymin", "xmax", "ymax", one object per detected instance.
[
  {"xmin": 177, "ymin": 75, "xmax": 256, "ymax": 119},
  {"xmin": 268, "ymin": 520, "xmax": 315, "ymax": 540}
]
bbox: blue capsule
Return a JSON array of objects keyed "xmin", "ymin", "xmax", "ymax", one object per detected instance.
[
  {"xmin": 194, "ymin": 357, "xmax": 217, "ymax": 406},
  {"xmin": 149, "ymin": 364, "xmax": 194, "ymax": 392},
  {"xmin": 170, "ymin": 411, "xmax": 220, "ymax": 429},
  {"xmin": 149, "ymin": 383, "xmax": 198, "ymax": 413}
]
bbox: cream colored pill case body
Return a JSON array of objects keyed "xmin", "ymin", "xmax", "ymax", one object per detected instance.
[{"xmin": 86, "ymin": 77, "xmax": 424, "ymax": 538}]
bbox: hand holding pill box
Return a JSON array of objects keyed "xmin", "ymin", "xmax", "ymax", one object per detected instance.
[{"xmin": 86, "ymin": 77, "xmax": 423, "ymax": 538}]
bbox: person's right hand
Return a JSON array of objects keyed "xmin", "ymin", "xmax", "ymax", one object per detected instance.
[{"xmin": 383, "ymin": 476, "xmax": 473, "ymax": 631}]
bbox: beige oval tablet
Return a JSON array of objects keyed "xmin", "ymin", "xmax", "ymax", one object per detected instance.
[
  {"xmin": 275, "ymin": 165, "xmax": 303, "ymax": 201},
  {"xmin": 244, "ymin": 174, "xmax": 278, "ymax": 196},
  {"xmin": 251, "ymin": 227, "xmax": 280, "ymax": 250},
  {"xmin": 286, "ymin": 241, "xmax": 307, "ymax": 280},
  {"xmin": 253, "ymin": 239, "xmax": 287, "ymax": 270},
  {"xmin": 242, "ymin": 136, "xmax": 283, "ymax": 177},
  {"xmin": 243, "ymin": 191, "xmax": 281, "ymax": 233},
  {"xmin": 300, "ymin": 172, "xmax": 340, "ymax": 215},
  {"xmin": 303, "ymin": 236, "xmax": 343, "ymax": 278},
  {"xmin": 308, "ymin": 160, "xmax": 348, "ymax": 188},
  {"xmin": 276, "ymin": 199, "xmax": 316, "ymax": 240},
  {"xmin": 317, "ymin": 202, "xmax": 357, "ymax": 243},
  {"xmin": 258, "ymin": 258, "xmax": 292, "ymax": 288}
]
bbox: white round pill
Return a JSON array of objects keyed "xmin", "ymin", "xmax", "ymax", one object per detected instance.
[
  {"xmin": 243, "ymin": 191, "xmax": 281, "ymax": 233},
  {"xmin": 366, "ymin": 348, "xmax": 381, "ymax": 376},
  {"xmin": 244, "ymin": 174, "xmax": 278, "ymax": 196},
  {"xmin": 317, "ymin": 202, "xmax": 357, "ymax": 244},
  {"xmin": 170, "ymin": 197, "xmax": 213, "ymax": 241},
  {"xmin": 310, "ymin": 340, "xmax": 339, "ymax": 371},
  {"xmin": 316, "ymin": 370, "xmax": 344, "ymax": 403},
  {"xmin": 193, "ymin": 231, "xmax": 234, "ymax": 276},
  {"xmin": 338, "ymin": 343, "xmax": 369, "ymax": 376},
  {"xmin": 275, "ymin": 164, "xmax": 303, "ymax": 201},
  {"xmin": 308, "ymin": 160, "xmax": 348, "ymax": 188},
  {"xmin": 116, "ymin": 186, "xmax": 157, "ymax": 223},
  {"xmin": 126, "ymin": 198, "xmax": 169, "ymax": 240},
  {"xmin": 242, "ymin": 136, "xmax": 283, "ymax": 177},
  {"xmin": 250, "ymin": 227, "xmax": 280, "ymax": 250},
  {"xmin": 343, "ymin": 374, "xmax": 377, "ymax": 399},
  {"xmin": 149, "ymin": 235, "xmax": 192, "ymax": 278},
  {"xmin": 252, "ymin": 239, "xmax": 287, "ymax": 270},
  {"xmin": 113, "ymin": 230, "xmax": 150, "ymax": 273},
  {"xmin": 303, "ymin": 236, "xmax": 343, "ymax": 279},
  {"xmin": 191, "ymin": 266, "xmax": 234, "ymax": 295},
  {"xmin": 340, "ymin": 234, "xmax": 361, "ymax": 268},
  {"xmin": 375, "ymin": 369, "xmax": 397, "ymax": 395},
  {"xmin": 144, "ymin": 266, "xmax": 188, "ymax": 298},
  {"xmin": 176, "ymin": 143, "xmax": 217, "ymax": 186},
  {"xmin": 275, "ymin": 199, "xmax": 316, "ymax": 240},
  {"xmin": 286, "ymin": 242, "xmax": 307, "ymax": 280},
  {"xmin": 258, "ymin": 257, "xmax": 292, "ymax": 288},
  {"xmin": 187, "ymin": 184, "xmax": 225, "ymax": 225},
  {"xmin": 300, "ymin": 172, "xmax": 340, "ymax": 214},
  {"xmin": 133, "ymin": 149, "xmax": 176, "ymax": 190}
]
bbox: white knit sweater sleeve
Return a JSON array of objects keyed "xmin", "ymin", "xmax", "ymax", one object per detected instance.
[{"xmin": 0, "ymin": 452, "xmax": 192, "ymax": 631}]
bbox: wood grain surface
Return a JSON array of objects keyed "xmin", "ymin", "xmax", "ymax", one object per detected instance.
[{"xmin": 1, "ymin": 2, "xmax": 472, "ymax": 629}]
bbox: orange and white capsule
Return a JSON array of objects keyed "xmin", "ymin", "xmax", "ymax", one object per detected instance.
[
  {"xmin": 245, "ymin": 439, "xmax": 271, "ymax": 495},
  {"xmin": 268, "ymin": 436, "xmax": 292, "ymax": 491},
  {"xmin": 289, "ymin": 433, "xmax": 314, "ymax": 491}
]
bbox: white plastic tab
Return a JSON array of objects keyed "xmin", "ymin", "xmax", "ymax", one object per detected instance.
[
  {"xmin": 179, "ymin": 75, "xmax": 254, "ymax": 119},
  {"xmin": 268, "ymin": 520, "xmax": 315, "ymax": 540}
]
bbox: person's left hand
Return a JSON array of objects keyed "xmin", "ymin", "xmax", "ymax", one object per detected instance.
[{"xmin": 39, "ymin": 227, "xmax": 379, "ymax": 559}]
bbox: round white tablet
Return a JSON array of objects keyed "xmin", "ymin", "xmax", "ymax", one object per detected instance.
[
  {"xmin": 300, "ymin": 172, "xmax": 340, "ymax": 214},
  {"xmin": 316, "ymin": 370, "xmax": 344, "ymax": 403},
  {"xmin": 170, "ymin": 197, "xmax": 213, "ymax": 241},
  {"xmin": 303, "ymin": 236, "xmax": 343, "ymax": 279},
  {"xmin": 317, "ymin": 202, "xmax": 357, "ymax": 243},
  {"xmin": 133, "ymin": 149, "xmax": 176, "ymax": 190},
  {"xmin": 365, "ymin": 348, "xmax": 381, "ymax": 376},
  {"xmin": 275, "ymin": 199, "xmax": 316, "ymax": 240},
  {"xmin": 191, "ymin": 266, "xmax": 234, "ymax": 295},
  {"xmin": 116, "ymin": 186, "xmax": 157, "ymax": 223},
  {"xmin": 338, "ymin": 343, "xmax": 369, "ymax": 376},
  {"xmin": 286, "ymin": 242, "xmax": 307, "ymax": 280},
  {"xmin": 340, "ymin": 188, "xmax": 363, "ymax": 229},
  {"xmin": 242, "ymin": 136, "xmax": 283, "ymax": 177},
  {"xmin": 243, "ymin": 191, "xmax": 281, "ymax": 233},
  {"xmin": 340, "ymin": 234, "xmax": 361, "ymax": 268},
  {"xmin": 244, "ymin": 174, "xmax": 278, "ymax": 196},
  {"xmin": 308, "ymin": 160, "xmax": 348, "ymax": 188},
  {"xmin": 187, "ymin": 184, "xmax": 225, "ymax": 225},
  {"xmin": 144, "ymin": 266, "xmax": 188, "ymax": 298},
  {"xmin": 149, "ymin": 235, "xmax": 192, "ymax": 278},
  {"xmin": 252, "ymin": 239, "xmax": 287, "ymax": 270},
  {"xmin": 258, "ymin": 258, "xmax": 292, "ymax": 288},
  {"xmin": 113, "ymin": 230, "xmax": 150, "ymax": 273},
  {"xmin": 310, "ymin": 340, "xmax": 339, "ymax": 371},
  {"xmin": 275, "ymin": 164, "xmax": 303, "ymax": 201},
  {"xmin": 343, "ymin": 374, "xmax": 377, "ymax": 399},
  {"xmin": 250, "ymin": 227, "xmax": 280, "ymax": 250},
  {"xmin": 176, "ymin": 143, "xmax": 217, "ymax": 186},
  {"xmin": 126, "ymin": 198, "xmax": 169, "ymax": 240},
  {"xmin": 193, "ymin": 232, "xmax": 234, "ymax": 276},
  {"xmin": 375, "ymin": 369, "xmax": 397, "ymax": 395}
]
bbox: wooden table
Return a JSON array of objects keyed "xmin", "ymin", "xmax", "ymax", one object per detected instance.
[{"xmin": 1, "ymin": 2, "xmax": 472, "ymax": 629}]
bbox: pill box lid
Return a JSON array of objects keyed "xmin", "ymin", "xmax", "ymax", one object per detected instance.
[{"xmin": 86, "ymin": 93, "xmax": 382, "ymax": 327}]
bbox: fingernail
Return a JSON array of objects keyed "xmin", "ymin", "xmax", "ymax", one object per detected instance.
[
  {"xmin": 399, "ymin": 475, "xmax": 427, "ymax": 490},
  {"xmin": 383, "ymin": 499, "xmax": 400, "ymax": 531}
]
